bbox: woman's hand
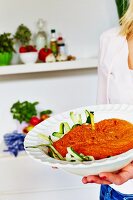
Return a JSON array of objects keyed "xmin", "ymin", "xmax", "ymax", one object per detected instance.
[{"xmin": 82, "ymin": 162, "xmax": 133, "ymax": 185}]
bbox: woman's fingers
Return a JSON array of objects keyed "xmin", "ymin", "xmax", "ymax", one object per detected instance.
[
  {"xmin": 99, "ymin": 163, "xmax": 133, "ymax": 185},
  {"xmin": 99, "ymin": 170, "xmax": 131, "ymax": 185},
  {"xmin": 82, "ymin": 175, "xmax": 111, "ymax": 185},
  {"xmin": 82, "ymin": 163, "xmax": 133, "ymax": 185}
]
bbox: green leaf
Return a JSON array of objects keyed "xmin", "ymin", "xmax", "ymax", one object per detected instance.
[
  {"xmin": 85, "ymin": 110, "xmax": 91, "ymax": 124},
  {"xmin": 10, "ymin": 100, "xmax": 38, "ymax": 123},
  {"xmin": 40, "ymin": 110, "xmax": 52, "ymax": 115},
  {"xmin": 115, "ymin": 0, "xmax": 129, "ymax": 19},
  {"xmin": 0, "ymin": 33, "xmax": 16, "ymax": 53}
]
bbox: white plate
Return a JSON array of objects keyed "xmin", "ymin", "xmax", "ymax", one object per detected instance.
[{"xmin": 24, "ymin": 104, "xmax": 133, "ymax": 176}]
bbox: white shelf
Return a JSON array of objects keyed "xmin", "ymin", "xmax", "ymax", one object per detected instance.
[{"xmin": 0, "ymin": 57, "xmax": 98, "ymax": 76}]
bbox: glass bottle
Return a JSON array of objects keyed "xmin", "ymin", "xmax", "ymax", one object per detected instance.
[
  {"xmin": 50, "ymin": 29, "xmax": 58, "ymax": 56},
  {"xmin": 35, "ymin": 19, "xmax": 47, "ymax": 51},
  {"xmin": 57, "ymin": 36, "xmax": 67, "ymax": 55},
  {"xmin": 56, "ymin": 36, "xmax": 67, "ymax": 61}
]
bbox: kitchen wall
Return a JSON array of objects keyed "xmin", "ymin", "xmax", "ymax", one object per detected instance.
[
  {"xmin": 0, "ymin": 1, "xmax": 118, "ymax": 200},
  {"xmin": 0, "ymin": 0, "xmax": 119, "ymax": 134},
  {"xmin": 0, "ymin": 0, "xmax": 118, "ymax": 58}
]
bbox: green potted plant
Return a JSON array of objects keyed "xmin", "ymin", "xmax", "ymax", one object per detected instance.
[
  {"xmin": 0, "ymin": 33, "xmax": 15, "ymax": 66},
  {"xmin": 14, "ymin": 24, "xmax": 38, "ymax": 64},
  {"xmin": 115, "ymin": 0, "xmax": 129, "ymax": 19},
  {"xmin": 14, "ymin": 24, "xmax": 32, "ymax": 46}
]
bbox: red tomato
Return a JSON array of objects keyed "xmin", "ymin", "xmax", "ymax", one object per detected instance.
[
  {"xmin": 19, "ymin": 46, "xmax": 27, "ymax": 53},
  {"xmin": 29, "ymin": 116, "xmax": 41, "ymax": 126},
  {"xmin": 39, "ymin": 47, "xmax": 52, "ymax": 62},
  {"xmin": 26, "ymin": 45, "xmax": 37, "ymax": 52},
  {"xmin": 19, "ymin": 45, "xmax": 37, "ymax": 53}
]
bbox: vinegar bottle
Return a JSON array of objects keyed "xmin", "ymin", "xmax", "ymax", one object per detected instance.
[{"xmin": 50, "ymin": 29, "xmax": 58, "ymax": 56}]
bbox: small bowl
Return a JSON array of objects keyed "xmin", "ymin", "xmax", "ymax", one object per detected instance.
[{"xmin": 19, "ymin": 52, "xmax": 38, "ymax": 64}]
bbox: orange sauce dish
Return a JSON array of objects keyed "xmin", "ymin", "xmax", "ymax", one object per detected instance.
[{"xmin": 53, "ymin": 118, "xmax": 133, "ymax": 160}]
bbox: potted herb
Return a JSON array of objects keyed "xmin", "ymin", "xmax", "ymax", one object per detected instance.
[
  {"xmin": 115, "ymin": 0, "xmax": 129, "ymax": 19},
  {"xmin": 14, "ymin": 24, "xmax": 38, "ymax": 64},
  {"xmin": 14, "ymin": 24, "xmax": 32, "ymax": 46},
  {"xmin": 0, "ymin": 33, "xmax": 15, "ymax": 66}
]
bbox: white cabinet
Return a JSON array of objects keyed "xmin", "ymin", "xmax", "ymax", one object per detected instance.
[
  {"xmin": 0, "ymin": 60, "xmax": 98, "ymax": 200},
  {"xmin": 0, "ymin": 155, "xmax": 100, "ymax": 200}
]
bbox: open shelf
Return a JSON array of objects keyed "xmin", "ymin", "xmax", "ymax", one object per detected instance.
[{"xmin": 0, "ymin": 57, "xmax": 98, "ymax": 76}]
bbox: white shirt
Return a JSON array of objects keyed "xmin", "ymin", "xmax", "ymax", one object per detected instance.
[{"xmin": 97, "ymin": 27, "xmax": 133, "ymax": 194}]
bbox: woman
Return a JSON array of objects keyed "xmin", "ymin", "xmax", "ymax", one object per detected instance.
[{"xmin": 82, "ymin": 1, "xmax": 133, "ymax": 199}]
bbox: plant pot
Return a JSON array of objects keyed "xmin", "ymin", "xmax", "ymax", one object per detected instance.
[{"xmin": 0, "ymin": 52, "xmax": 13, "ymax": 66}]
